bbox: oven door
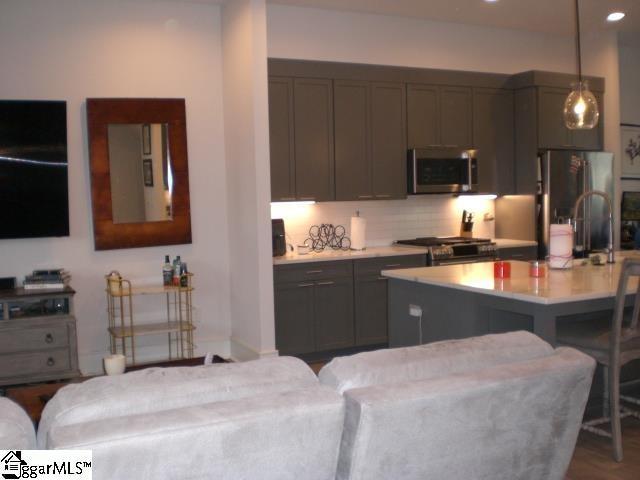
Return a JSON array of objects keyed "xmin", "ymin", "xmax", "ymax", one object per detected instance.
[{"xmin": 409, "ymin": 148, "xmax": 478, "ymax": 194}]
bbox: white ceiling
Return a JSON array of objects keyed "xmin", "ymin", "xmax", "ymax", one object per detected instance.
[{"xmin": 188, "ymin": 0, "xmax": 640, "ymax": 36}]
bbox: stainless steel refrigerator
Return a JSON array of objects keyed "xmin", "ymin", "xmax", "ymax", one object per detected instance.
[{"xmin": 536, "ymin": 150, "xmax": 614, "ymax": 259}]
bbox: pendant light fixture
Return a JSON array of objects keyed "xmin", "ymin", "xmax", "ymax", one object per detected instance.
[{"xmin": 563, "ymin": 0, "xmax": 599, "ymax": 130}]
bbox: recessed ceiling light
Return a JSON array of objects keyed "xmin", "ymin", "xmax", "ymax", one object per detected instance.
[
  {"xmin": 484, "ymin": 0, "xmax": 499, "ymax": 3},
  {"xmin": 607, "ymin": 12, "xmax": 626, "ymax": 22}
]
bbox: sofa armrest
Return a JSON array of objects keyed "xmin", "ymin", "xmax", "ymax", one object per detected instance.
[
  {"xmin": 0, "ymin": 397, "xmax": 36, "ymax": 450},
  {"xmin": 49, "ymin": 386, "xmax": 344, "ymax": 480},
  {"xmin": 337, "ymin": 347, "xmax": 595, "ymax": 480}
]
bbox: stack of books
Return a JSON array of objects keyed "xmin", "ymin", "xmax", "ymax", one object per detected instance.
[{"xmin": 23, "ymin": 269, "xmax": 71, "ymax": 290}]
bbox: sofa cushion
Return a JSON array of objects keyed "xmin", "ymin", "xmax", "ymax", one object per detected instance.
[
  {"xmin": 38, "ymin": 356, "xmax": 317, "ymax": 448},
  {"xmin": 0, "ymin": 397, "xmax": 36, "ymax": 450},
  {"xmin": 335, "ymin": 347, "xmax": 594, "ymax": 480},
  {"xmin": 48, "ymin": 386, "xmax": 345, "ymax": 480},
  {"xmin": 319, "ymin": 331, "xmax": 554, "ymax": 394}
]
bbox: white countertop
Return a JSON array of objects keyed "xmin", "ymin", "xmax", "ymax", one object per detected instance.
[
  {"xmin": 273, "ymin": 238, "xmax": 536, "ymax": 265},
  {"xmin": 382, "ymin": 255, "xmax": 637, "ymax": 305},
  {"xmin": 273, "ymin": 245, "xmax": 429, "ymax": 265}
]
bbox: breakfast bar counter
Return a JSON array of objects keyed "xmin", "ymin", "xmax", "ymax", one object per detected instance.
[{"xmin": 383, "ymin": 258, "xmax": 638, "ymax": 347}]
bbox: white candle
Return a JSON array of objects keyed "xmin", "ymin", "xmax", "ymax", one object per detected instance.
[
  {"xmin": 549, "ymin": 224, "xmax": 573, "ymax": 269},
  {"xmin": 104, "ymin": 354, "xmax": 126, "ymax": 375}
]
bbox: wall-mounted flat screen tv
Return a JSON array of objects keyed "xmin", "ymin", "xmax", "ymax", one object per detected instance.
[{"xmin": 0, "ymin": 100, "xmax": 69, "ymax": 239}]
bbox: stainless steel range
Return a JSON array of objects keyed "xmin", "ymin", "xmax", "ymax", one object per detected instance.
[{"xmin": 395, "ymin": 236, "xmax": 497, "ymax": 266}]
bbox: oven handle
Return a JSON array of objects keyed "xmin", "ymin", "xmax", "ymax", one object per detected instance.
[
  {"xmin": 432, "ymin": 257, "xmax": 495, "ymax": 266},
  {"xmin": 466, "ymin": 157, "xmax": 473, "ymax": 192}
]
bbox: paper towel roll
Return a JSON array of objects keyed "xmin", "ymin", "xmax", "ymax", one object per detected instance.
[
  {"xmin": 549, "ymin": 224, "xmax": 573, "ymax": 269},
  {"xmin": 350, "ymin": 215, "xmax": 366, "ymax": 251}
]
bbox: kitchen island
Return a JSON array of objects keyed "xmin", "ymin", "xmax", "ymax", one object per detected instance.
[{"xmin": 383, "ymin": 257, "xmax": 638, "ymax": 347}]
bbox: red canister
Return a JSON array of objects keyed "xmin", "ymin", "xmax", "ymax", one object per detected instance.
[{"xmin": 493, "ymin": 260, "xmax": 511, "ymax": 278}]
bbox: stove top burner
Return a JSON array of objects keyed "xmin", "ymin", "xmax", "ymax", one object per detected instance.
[{"xmin": 396, "ymin": 236, "xmax": 492, "ymax": 247}]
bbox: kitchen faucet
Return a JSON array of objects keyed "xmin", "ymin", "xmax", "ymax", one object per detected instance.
[{"xmin": 573, "ymin": 190, "xmax": 615, "ymax": 264}]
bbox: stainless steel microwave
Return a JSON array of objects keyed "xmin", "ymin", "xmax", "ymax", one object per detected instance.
[{"xmin": 408, "ymin": 147, "xmax": 478, "ymax": 194}]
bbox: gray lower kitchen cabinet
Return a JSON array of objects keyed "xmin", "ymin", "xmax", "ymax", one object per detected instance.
[
  {"xmin": 473, "ymin": 88, "xmax": 515, "ymax": 195},
  {"xmin": 274, "ymin": 261, "xmax": 353, "ymax": 355},
  {"xmin": 496, "ymin": 246, "xmax": 537, "ymax": 261},
  {"xmin": 354, "ymin": 255, "xmax": 426, "ymax": 346},
  {"xmin": 0, "ymin": 287, "xmax": 79, "ymax": 386},
  {"xmin": 407, "ymin": 84, "xmax": 473, "ymax": 148},
  {"xmin": 268, "ymin": 76, "xmax": 334, "ymax": 202},
  {"xmin": 334, "ymin": 80, "xmax": 406, "ymax": 200}
]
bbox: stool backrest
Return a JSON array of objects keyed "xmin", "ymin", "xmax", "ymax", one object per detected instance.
[{"xmin": 612, "ymin": 258, "xmax": 640, "ymax": 356}]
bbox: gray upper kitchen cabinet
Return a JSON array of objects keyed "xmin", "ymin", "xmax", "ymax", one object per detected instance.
[
  {"xmin": 334, "ymin": 80, "xmax": 406, "ymax": 200},
  {"xmin": 268, "ymin": 76, "xmax": 334, "ymax": 202},
  {"xmin": 473, "ymin": 88, "xmax": 515, "ymax": 195},
  {"xmin": 512, "ymin": 71, "xmax": 604, "ymax": 194},
  {"xmin": 268, "ymin": 77, "xmax": 295, "ymax": 201},
  {"xmin": 407, "ymin": 84, "xmax": 473, "ymax": 148}
]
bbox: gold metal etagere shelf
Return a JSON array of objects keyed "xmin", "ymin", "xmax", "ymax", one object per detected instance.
[{"xmin": 105, "ymin": 271, "xmax": 195, "ymax": 365}]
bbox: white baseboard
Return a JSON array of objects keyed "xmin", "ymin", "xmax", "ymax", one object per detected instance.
[{"xmin": 229, "ymin": 337, "xmax": 279, "ymax": 362}]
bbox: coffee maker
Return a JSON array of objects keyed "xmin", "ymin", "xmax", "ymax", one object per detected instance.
[{"xmin": 272, "ymin": 219, "xmax": 286, "ymax": 257}]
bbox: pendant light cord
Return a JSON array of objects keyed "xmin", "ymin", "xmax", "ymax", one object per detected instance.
[{"xmin": 575, "ymin": 0, "xmax": 582, "ymax": 82}]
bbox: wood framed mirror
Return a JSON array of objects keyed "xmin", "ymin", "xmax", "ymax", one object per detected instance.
[{"xmin": 87, "ymin": 98, "xmax": 192, "ymax": 250}]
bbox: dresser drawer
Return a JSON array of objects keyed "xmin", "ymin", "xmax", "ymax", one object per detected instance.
[
  {"xmin": 0, "ymin": 348, "xmax": 71, "ymax": 378},
  {"xmin": 274, "ymin": 260, "xmax": 353, "ymax": 284},
  {"xmin": 354, "ymin": 255, "xmax": 426, "ymax": 276},
  {"xmin": 0, "ymin": 323, "xmax": 70, "ymax": 354}
]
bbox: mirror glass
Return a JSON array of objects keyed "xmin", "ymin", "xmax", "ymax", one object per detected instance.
[{"xmin": 107, "ymin": 123, "xmax": 173, "ymax": 224}]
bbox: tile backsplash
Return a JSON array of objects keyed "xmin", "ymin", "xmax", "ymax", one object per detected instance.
[{"xmin": 271, "ymin": 195, "xmax": 496, "ymax": 248}]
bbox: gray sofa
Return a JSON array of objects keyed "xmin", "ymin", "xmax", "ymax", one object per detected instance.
[
  {"xmin": 0, "ymin": 331, "xmax": 594, "ymax": 480},
  {"xmin": 0, "ymin": 397, "xmax": 36, "ymax": 449}
]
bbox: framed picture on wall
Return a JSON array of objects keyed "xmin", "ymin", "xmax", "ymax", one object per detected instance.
[
  {"xmin": 621, "ymin": 124, "xmax": 640, "ymax": 178},
  {"xmin": 143, "ymin": 159, "xmax": 154, "ymax": 187},
  {"xmin": 142, "ymin": 123, "xmax": 151, "ymax": 155}
]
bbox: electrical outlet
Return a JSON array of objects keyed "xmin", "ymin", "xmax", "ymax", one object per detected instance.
[{"xmin": 409, "ymin": 304, "xmax": 422, "ymax": 317}]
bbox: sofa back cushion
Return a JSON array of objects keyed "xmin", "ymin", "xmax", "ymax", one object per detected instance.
[
  {"xmin": 48, "ymin": 386, "xmax": 345, "ymax": 480},
  {"xmin": 336, "ymin": 347, "xmax": 595, "ymax": 480},
  {"xmin": 0, "ymin": 397, "xmax": 36, "ymax": 450},
  {"xmin": 38, "ymin": 356, "xmax": 317, "ymax": 448},
  {"xmin": 319, "ymin": 331, "xmax": 553, "ymax": 394}
]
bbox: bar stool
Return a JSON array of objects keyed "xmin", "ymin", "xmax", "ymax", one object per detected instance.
[{"xmin": 556, "ymin": 257, "xmax": 640, "ymax": 462}]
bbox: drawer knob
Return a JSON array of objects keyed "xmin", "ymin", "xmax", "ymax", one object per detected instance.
[
  {"xmin": 46, "ymin": 357, "xmax": 55, "ymax": 367},
  {"xmin": 45, "ymin": 333, "xmax": 54, "ymax": 344}
]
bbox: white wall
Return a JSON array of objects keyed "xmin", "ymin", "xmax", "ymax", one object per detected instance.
[
  {"xmin": 222, "ymin": 0, "xmax": 276, "ymax": 360},
  {"xmin": 619, "ymin": 35, "xmax": 640, "ymax": 203},
  {"xmin": 0, "ymin": 0, "xmax": 230, "ymax": 373}
]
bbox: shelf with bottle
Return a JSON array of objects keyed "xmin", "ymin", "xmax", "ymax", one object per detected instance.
[{"xmin": 105, "ymin": 270, "xmax": 195, "ymax": 365}]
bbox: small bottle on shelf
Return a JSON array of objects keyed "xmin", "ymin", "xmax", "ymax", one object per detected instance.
[
  {"xmin": 180, "ymin": 263, "xmax": 189, "ymax": 287},
  {"xmin": 162, "ymin": 255, "xmax": 173, "ymax": 286}
]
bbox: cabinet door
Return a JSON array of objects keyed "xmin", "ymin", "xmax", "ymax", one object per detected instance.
[
  {"xmin": 334, "ymin": 80, "xmax": 371, "ymax": 200},
  {"xmin": 407, "ymin": 84, "xmax": 439, "ymax": 148},
  {"xmin": 571, "ymin": 91, "xmax": 604, "ymax": 150},
  {"xmin": 473, "ymin": 88, "xmax": 515, "ymax": 195},
  {"xmin": 268, "ymin": 77, "xmax": 295, "ymax": 201},
  {"xmin": 314, "ymin": 278, "xmax": 354, "ymax": 351},
  {"xmin": 274, "ymin": 282, "xmax": 315, "ymax": 355},
  {"xmin": 294, "ymin": 78, "xmax": 334, "ymax": 201},
  {"xmin": 538, "ymin": 87, "xmax": 573, "ymax": 149},
  {"xmin": 440, "ymin": 86, "xmax": 473, "ymax": 147},
  {"xmin": 354, "ymin": 275, "xmax": 388, "ymax": 346},
  {"xmin": 371, "ymin": 82, "xmax": 407, "ymax": 199}
]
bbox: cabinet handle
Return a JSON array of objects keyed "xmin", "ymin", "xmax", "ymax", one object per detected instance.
[
  {"xmin": 375, "ymin": 194, "xmax": 391, "ymax": 198},
  {"xmin": 278, "ymin": 197, "xmax": 297, "ymax": 201},
  {"xmin": 46, "ymin": 357, "xmax": 55, "ymax": 367},
  {"xmin": 306, "ymin": 270, "xmax": 323, "ymax": 274},
  {"xmin": 298, "ymin": 196, "xmax": 316, "ymax": 201},
  {"xmin": 385, "ymin": 264, "xmax": 401, "ymax": 268},
  {"xmin": 45, "ymin": 333, "xmax": 54, "ymax": 344},
  {"xmin": 377, "ymin": 276, "xmax": 388, "ymax": 281},
  {"xmin": 510, "ymin": 254, "xmax": 525, "ymax": 258},
  {"xmin": 316, "ymin": 281, "xmax": 335, "ymax": 286},
  {"xmin": 297, "ymin": 283, "xmax": 314, "ymax": 288},
  {"xmin": 358, "ymin": 195, "xmax": 373, "ymax": 199}
]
